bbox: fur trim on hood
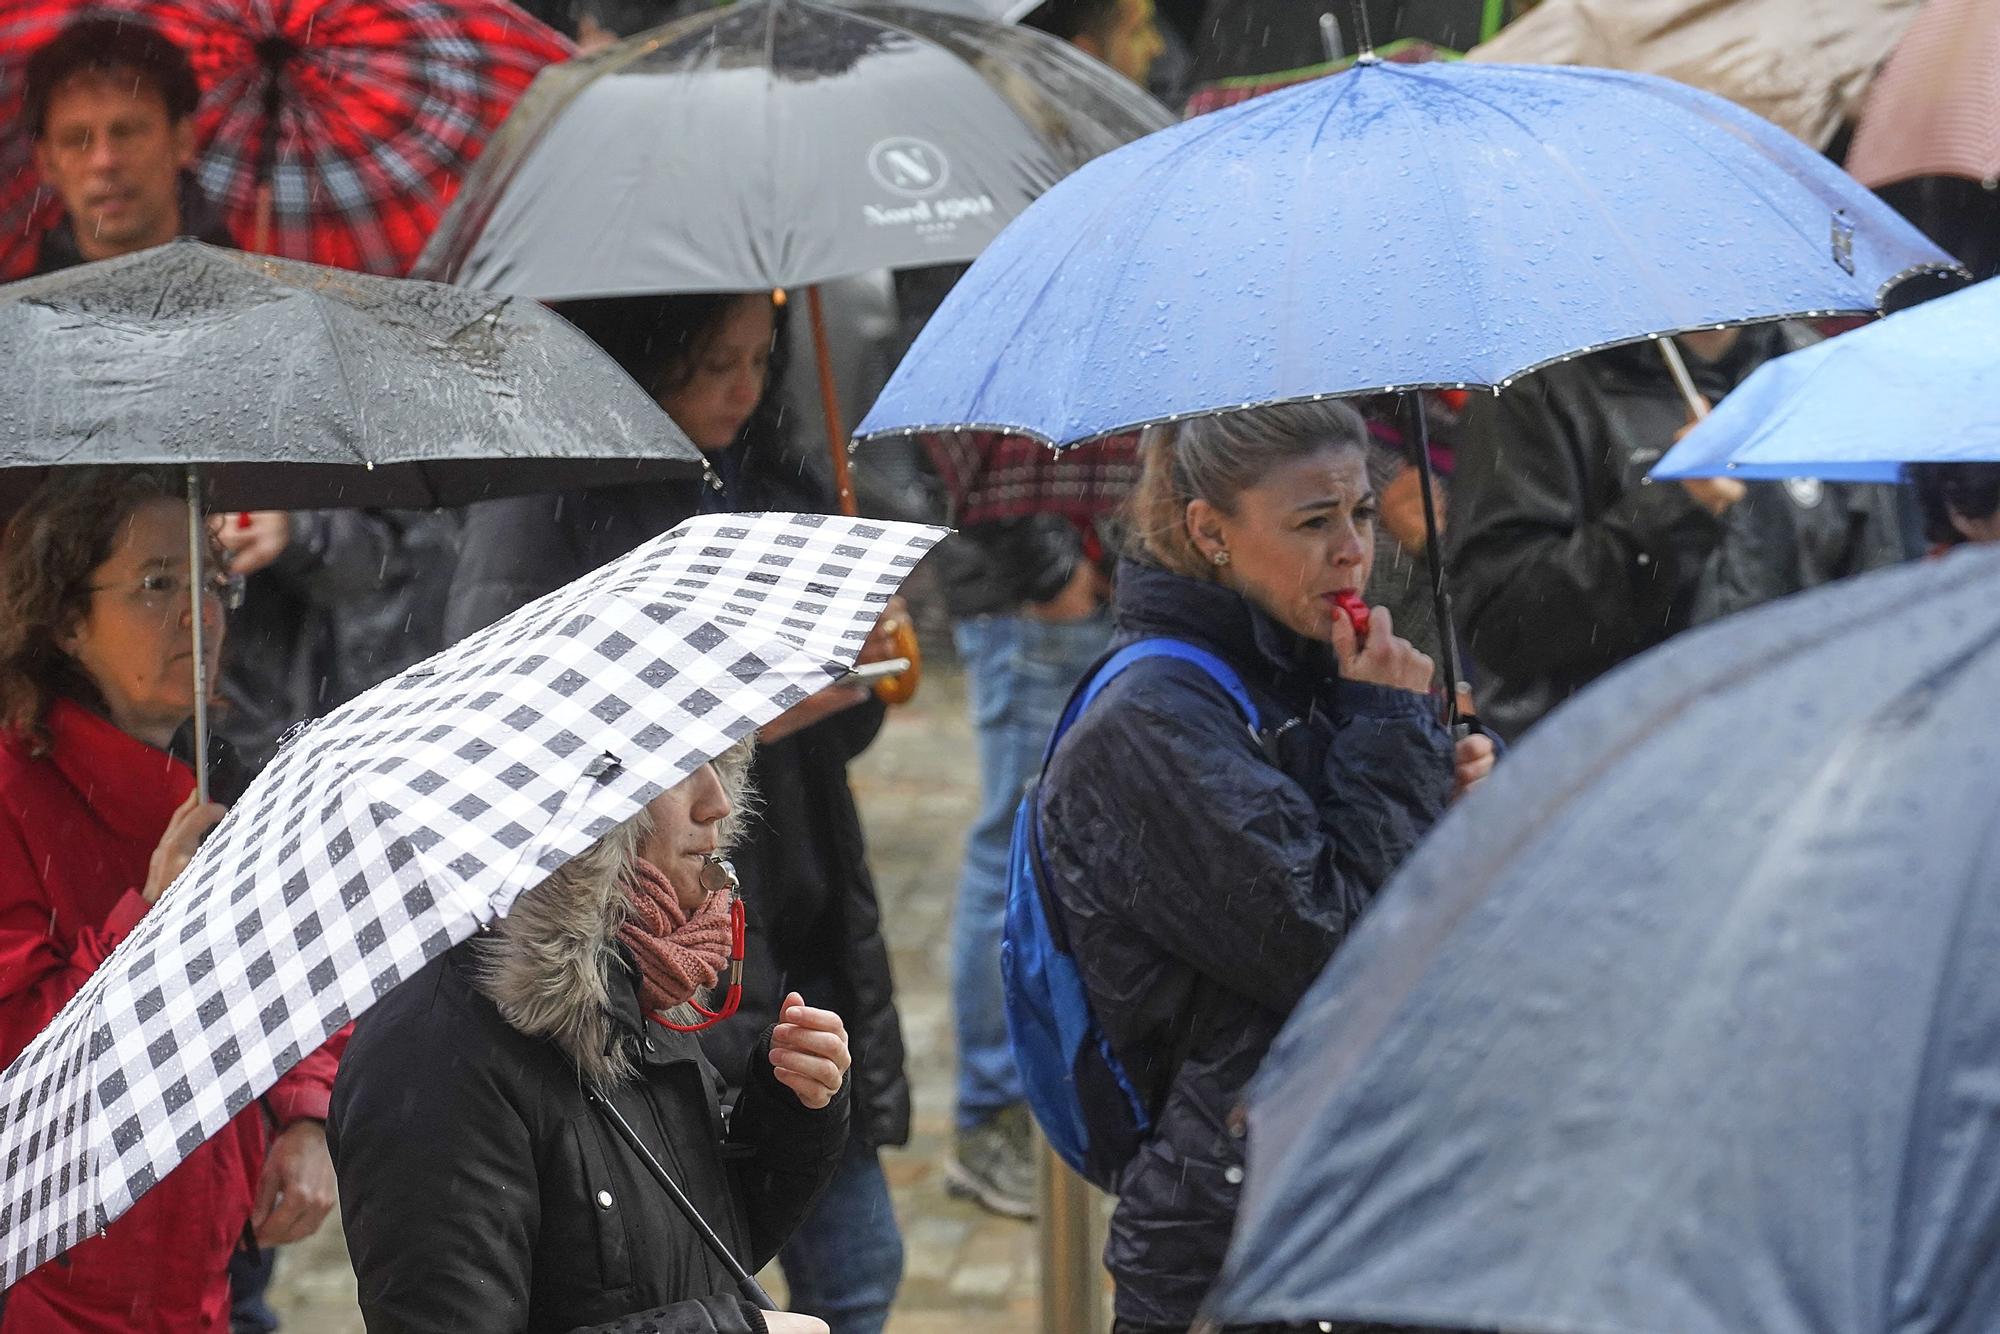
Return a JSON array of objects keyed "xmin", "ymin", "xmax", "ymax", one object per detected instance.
[{"xmin": 472, "ymin": 741, "xmax": 755, "ymax": 1087}]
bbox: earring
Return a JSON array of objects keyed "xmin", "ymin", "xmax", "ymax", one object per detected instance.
[{"xmin": 1211, "ymin": 549, "xmax": 1231, "ymax": 567}]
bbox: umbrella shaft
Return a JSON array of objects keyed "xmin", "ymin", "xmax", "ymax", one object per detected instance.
[
  {"xmin": 585, "ymin": 1091, "xmax": 775, "ymax": 1310},
  {"xmin": 1404, "ymin": 395, "xmax": 1465, "ymax": 730},
  {"xmin": 807, "ymin": 287, "xmax": 858, "ymax": 518},
  {"xmin": 186, "ymin": 468, "xmax": 211, "ymax": 804},
  {"xmin": 1656, "ymin": 337, "xmax": 1711, "ymax": 420}
]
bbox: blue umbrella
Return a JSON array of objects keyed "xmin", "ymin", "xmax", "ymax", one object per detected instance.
[
  {"xmin": 1652, "ymin": 276, "xmax": 2000, "ymax": 484},
  {"xmin": 858, "ymin": 55, "xmax": 1955, "ymax": 724},
  {"xmin": 856, "ymin": 58, "xmax": 1954, "ymax": 448},
  {"xmin": 1205, "ymin": 543, "xmax": 2000, "ymax": 1334}
]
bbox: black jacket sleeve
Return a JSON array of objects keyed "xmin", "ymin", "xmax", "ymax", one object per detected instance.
[
  {"xmin": 445, "ymin": 494, "xmax": 589, "ymax": 641},
  {"xmin": 1448, "ymin": 379, "xmax": 1720, "ymax": 683},
  {"xmin": 1043, "ymin": 662, "xmax": 1452, "ymax": 1018},
  {"xmin": 330, "ymin": 1026, "xmax": 543, "ymax": 1332},
  {"xmin": 564, "ymin": 1295, "xmax": 768, "ymax": 1334},
  {"xmin": 724, "ymin": 1030, "xmax": 849, "ymax": 1269}
]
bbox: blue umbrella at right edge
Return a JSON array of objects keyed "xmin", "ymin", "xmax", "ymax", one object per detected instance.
[
  {"xmin": 1204, "ymin": 543, "xmax": 2000, "ymax": 1334},
  {"xmin": 856, "ymin": 56, "xmax": 1961, "ymax": 722},
  {"xmin": 1652, "ymin": 275, "xmax": 2000, "ymax": 484}
]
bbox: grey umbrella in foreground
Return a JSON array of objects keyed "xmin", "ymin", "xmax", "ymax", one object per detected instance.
[
  {"xmin": 0, "ymin": 239, "xmax": 703, "ymax": 797},
  {"xmin": 0, "ymin": 510, "xmax": 943, "ymax": 1298},
  {"xmin": 1208, "ymin": 544, "xmax": 2000, "ymax": 1334}
]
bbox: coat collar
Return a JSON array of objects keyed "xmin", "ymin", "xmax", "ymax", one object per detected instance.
[
  {"xmin": 1112, "ymin": 558, "xmax": 1323, "ymax": 686},
  {"xmin": 40, "ymin": 698, "xmax": 195, "ymax": 842}
]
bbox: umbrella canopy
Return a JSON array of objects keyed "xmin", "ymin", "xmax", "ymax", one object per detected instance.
[
  {"xmin": 1846, "ymin": 0, "xmax": 2000, "ymax": 189},
  {"xmin": 856, "ymin": 59, "xmax": 1956, "ymax": 448},
  {"xmin": 0, "ymin": 239, "xmax": 703, "ymax": 513},
  {"xmin": 1208, "ymin": 543, "xmax": 2000, "ymax": 1334},
  {"xmin": 411, "ymin": 0, "xmax": 1173, "ymax": 297},
  {"xmin": 0, "ymin": 510, "xmax": 944, "ymax": 1289},
  {"xmin": 1652, "ymin": 276, "xmax": 2000, "ymax": 483},
  {"xmin": 1469, "ymin": 0, "xmax": 1921, "ymax": 151},
  {"xmin": 0, "ymin": 0, "xmax": 572, "ymax": 280}
]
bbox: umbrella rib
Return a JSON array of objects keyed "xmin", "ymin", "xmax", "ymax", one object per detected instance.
[{"xmin": 304, "ymin": 289, "xmax": 373, "ymax": 468}]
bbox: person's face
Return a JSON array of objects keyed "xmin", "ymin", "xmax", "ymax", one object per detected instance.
[
  {"xmin": 636, "ymin": 762, "xmax": 733, "ymax": 914},
  {"xmin": 60, "ymin": 497, "xmax": 227, "ymax": 746},
  {"xmin": 1186, "ymin": 446, "xmax": 1377, "ymax": 643},
  {"xmin": 33, "ymin": 73, "xmax": 195, "ymax": 260},
  {"xmin": 1077, "ymin": 0, "xmax": 1165, "ymax": 84},
  {"xmin": 654, "ymin": 297, "xmax": 775, "ymax": 453}
]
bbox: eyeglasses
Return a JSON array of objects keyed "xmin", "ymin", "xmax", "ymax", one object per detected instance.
[{"xmin": 86, "ymin": 567, "xmax": 247, "ymax": 612}]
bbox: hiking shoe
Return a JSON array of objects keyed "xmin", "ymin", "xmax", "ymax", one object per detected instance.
[{"xmin": 945, "ymin": 1105, "xmax": 1039, "ymax": 1219}]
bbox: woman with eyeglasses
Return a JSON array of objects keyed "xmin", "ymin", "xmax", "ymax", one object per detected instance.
[{"xmin": 0, "ymin": 467, "xmax": 341, "ymax": 1333}]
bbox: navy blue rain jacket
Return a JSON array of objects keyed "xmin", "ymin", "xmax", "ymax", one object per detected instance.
[{"xmin": 1037, "ymin": 559, "xmax": 1454, "ymax": 1327}]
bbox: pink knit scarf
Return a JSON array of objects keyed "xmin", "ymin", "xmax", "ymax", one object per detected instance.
[{"xmin": 618, "ymin": 858, "xmax": 733, "ymax": 1015}]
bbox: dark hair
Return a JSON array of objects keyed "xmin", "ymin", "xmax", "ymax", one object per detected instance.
[
  {"xmin": 1127, "ymin": 399, "xmax": 1372, "ymax": 579},
  {"xmin": 555, "ymin": 291, "xmax": 790, "ymax": 450},
  {"xmin": 0, "ymin": 467, "xmax": 189, "ymax": 751},
  {"xmin": 24, "ymin": 16, "xmax": 201, "ymax": 139},
  {"xmin": 1909, "ymin": 462, "xmax": 2000, "ymax": 547},
  {"xmin": 1023, "ymin": 0, "xmax": 1124, "ymax": 43}
]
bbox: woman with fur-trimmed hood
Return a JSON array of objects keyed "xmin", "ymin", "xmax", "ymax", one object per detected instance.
[{"xmin": 328, "ymin": 753, "xmax": 848, "ymax": 1334}]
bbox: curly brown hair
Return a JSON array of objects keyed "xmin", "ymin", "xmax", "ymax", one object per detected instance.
[{"xmin": 0, "ymin": 467, "xmax": 191, "ymax": 753}]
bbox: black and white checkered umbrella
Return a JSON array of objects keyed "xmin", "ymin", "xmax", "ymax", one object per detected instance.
[{"xmin": 0, "ymin": 511, "xmax": 942, "ymax": 1288}]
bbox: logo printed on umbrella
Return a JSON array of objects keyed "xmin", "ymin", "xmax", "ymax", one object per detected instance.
[{"xmin": 868, "ymin": 138, "xmax": 951, "ymax": 198}]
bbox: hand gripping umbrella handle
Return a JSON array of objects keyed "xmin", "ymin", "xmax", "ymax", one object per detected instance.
[{"xmin": 585, "ymin": 1091, "xmax": 776, "ymax": 1311}]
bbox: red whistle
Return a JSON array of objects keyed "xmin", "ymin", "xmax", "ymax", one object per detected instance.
[{"xmin": 1332, "ymin": 590, "xmax": 1371, "ymax": 645}]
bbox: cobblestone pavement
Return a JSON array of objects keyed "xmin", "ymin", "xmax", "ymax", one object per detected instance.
[{"xmin": 270, "ymin": 665, "xmax": 1050, "ymax": 1332}]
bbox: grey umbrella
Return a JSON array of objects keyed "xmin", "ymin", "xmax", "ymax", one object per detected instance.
[
  {"xmin": 1207, "ymin": 544, "xmax": 2000, "ymax": 1334},
  {"xmin": 0, "ymin": 240, "xmax": 703, "ymax": 797},
  {"xmin": 412, "ymin": 0, "xmax": 1171, "ymax": 300}
]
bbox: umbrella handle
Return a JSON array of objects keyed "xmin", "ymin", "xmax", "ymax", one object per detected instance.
[{"xmin": 586, "ymin": 1090, "xmax": 777, "ymax": 1311}]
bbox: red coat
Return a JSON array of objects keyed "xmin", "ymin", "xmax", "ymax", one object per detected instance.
[{"xmin": 0, "ymin": 700, "xmax": 342, "ymax": 1333}]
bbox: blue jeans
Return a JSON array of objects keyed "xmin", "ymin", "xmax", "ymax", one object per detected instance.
[
  {"xmin": 779, "ymin": 1142, "xmax": 904, "ymax": 1334},
  {"xmin": 951, "ymin": 612, "xmax": 1112, "ymax": 1129}
]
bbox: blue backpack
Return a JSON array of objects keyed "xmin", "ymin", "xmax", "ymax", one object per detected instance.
[{"xmin": 1000, "ymin": 638, "xmax": 1262, "ymax": 1190}]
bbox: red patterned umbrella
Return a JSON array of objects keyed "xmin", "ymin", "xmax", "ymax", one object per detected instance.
[
  {"xmin": 920, "ymin": 430, "xmax": 1140, "ymax": 530},
  {"xmin": 1, "ymin": 0, "xmax": 572, "ymax": 279}
]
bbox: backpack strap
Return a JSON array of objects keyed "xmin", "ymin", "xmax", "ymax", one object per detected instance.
[{"xmin": 1040, "ymin": 638, "xmax": 1262, "ymax": 771}]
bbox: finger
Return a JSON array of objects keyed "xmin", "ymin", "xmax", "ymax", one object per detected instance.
[
  {"xmin": 1327, "ymin": 606, "xmax": 1358, "ymax": 664},
  {"xmin": 770, "ymin": 1048, "xmax": 844, "ymax": 1089},
  {"xmin": 772, "ymin": 1024, "xmax": 850, "ymax": 1063},
  {"xmin": 773, "ymin": 1068, "xmax": 833, "ymax": 1109},
  {"xmin": 1364, "ymin": 604, "xmax": 1396, "ymax": 652},
  {"xmin": 780, "ymin": 1003, "xmax": 846, "ymax": 1037},
  {"xmin": 249, "ymin": 1158, "xmax": 283, "ymax": 1233}
]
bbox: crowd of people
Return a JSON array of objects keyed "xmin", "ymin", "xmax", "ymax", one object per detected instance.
[{"xmin": 2, "ymin": 1, "xmax": 1998, "ymax": 1333}]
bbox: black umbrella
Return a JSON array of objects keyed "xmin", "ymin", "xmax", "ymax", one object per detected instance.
[{"xmin": 0, "ymin": 240, "xmax": 702, "ymax": 796}]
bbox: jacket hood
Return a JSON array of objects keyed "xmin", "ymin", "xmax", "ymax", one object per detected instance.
[{"xmin": 470, "ymin": 740, "xmax": 755, "ymax": 1087}]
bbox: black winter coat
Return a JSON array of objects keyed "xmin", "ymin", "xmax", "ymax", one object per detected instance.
[
  {"xmin": 222, "ymin": 509, "xmax": 460, "ymax": 773},
  {"xmin": 1037, "ymin": 560, "xmax": 1454, "ymax": 1327},
  {"xmin": 328, "ymin": 942, "xmax": 846, "ymax": 1334},
  {"xmin": 445, "ymin": 482, "xmax": 697, "ymax": 642},
  {"xmin": 1447, "ymin": 326, "xmax": 1914, "ymax": 739}
]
